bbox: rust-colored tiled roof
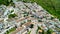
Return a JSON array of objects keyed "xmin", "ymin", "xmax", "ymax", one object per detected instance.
[
  {"xmin": 23, "ymin": 22, "xmax": 32, "ymax": 27},
  {"xmin": 0, "ymin": 18, "xmax": 3, "ymax": 22},
  {"xmin": 16, "ymin": 16, "xmax": 29, "ymax": 22}
]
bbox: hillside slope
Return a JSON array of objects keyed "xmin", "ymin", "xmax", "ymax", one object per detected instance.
[{"xmin": 21, "ymin": 0, "xmax": 60, "ymax": 20}]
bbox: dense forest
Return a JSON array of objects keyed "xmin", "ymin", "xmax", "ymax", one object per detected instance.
[{"xmin": 0, "ymin": 0, "xmax": 60, "ymax": 20}]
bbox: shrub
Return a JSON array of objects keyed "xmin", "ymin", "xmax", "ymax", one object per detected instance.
[{"xmin": 8, "ymin": 13, "xmax": 17, "ymax": 18}]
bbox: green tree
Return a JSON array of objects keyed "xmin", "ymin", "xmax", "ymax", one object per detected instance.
[
  {"xmin": 8, "ymin": 13, "xmax": 17, "ymax": 18},
  {"xmin": 47, "ymin": 29, "xmax": 53, "ymax": 34},
  {"xmin": 30, "ymin": 24, "xmax": 34, "ymax": 28},
  {"xmin": 0, "ymin": 0, "xmax": 14, "ymax": 6}
]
